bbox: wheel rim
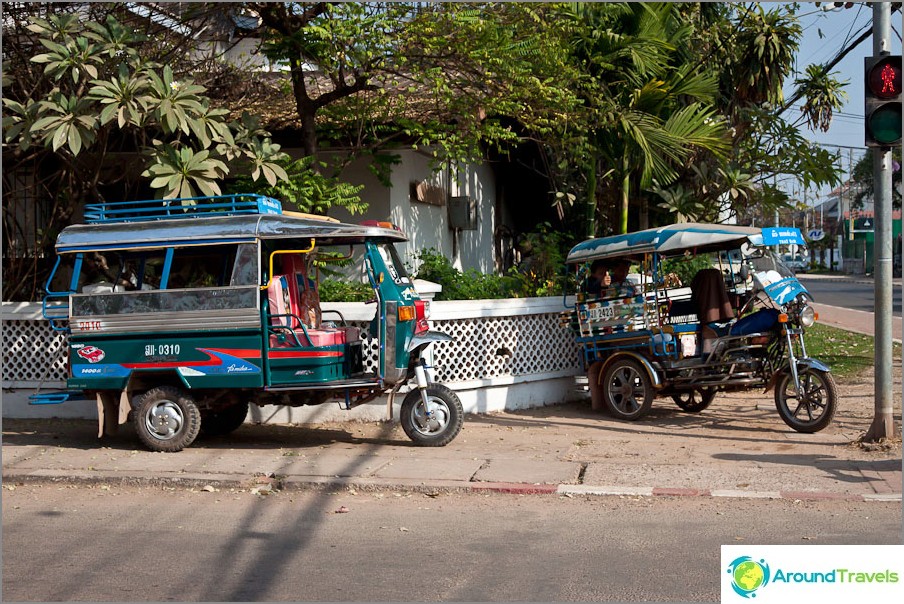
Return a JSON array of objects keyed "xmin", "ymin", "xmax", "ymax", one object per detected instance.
[
  {"xmin": 144, "ymin": 400, "xmax": 184, "ymax": 441},
  {"xmin": 411, "ymin": 396, "xmax": 450, "ymax": 436},
  {"xmin": 608, "ymin": 365, "xmax": 646, "ymax": 414},
  {"xmin": 673, "ymin": 388, "xmax": 715, "ymax": 411},
  {"xmin": 781, "ymin": 371, "xmax": 828, "ymax": 424}
]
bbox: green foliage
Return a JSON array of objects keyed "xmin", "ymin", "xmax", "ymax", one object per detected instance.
[
  {"xmin": 412, "ymin": 249, "xmax": 516, "ymax": 301},
  {"xmin": 412, "ymin": 223, "xmax": 575, "ymax": 300},
  {"xmin": 258, "ymin": 2, "xmax": 584, "ymax": 165},
  {"xmin": 661, "ymin": 253, "xmax": 713, "ymax": 288},
  {"xmin": 225, "ymin": 155, "xmax": 367, "ymax": 216},
  {"xmin": 144, "ymin": 147, "xmax": 228, "ymax": 199},
  {"xmin": 30, "ymin": 92, "xmax": 98, "ymax": 155},
  {"xmin": 318, "ymin": 279, "xmax": 373, "ymax": 302},
  {"xmin": 850, "ymin": 149, "xmax": 902, "ymax": 210},
  {"xmin": 3, "ymin": 13, "xmax": 288, "ymax": 200},
  {"xmin": 510, "ymin": 222, "xmax": 573, "ymax": 297},
  {"xmin": 794, "ymin": 64, "xmax": 849, "ymax": 133}
]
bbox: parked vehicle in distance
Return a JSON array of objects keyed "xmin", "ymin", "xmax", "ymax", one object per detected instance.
[
  {"xmin": 33, "ymin": 194, "xmax": 464, "ymax": 451},
  {"xmin": 782, "ymin": 254, "xmax": 809, "ymax": 273},
  {"xmin": 562, "ymin": 223, "xmax": 836, "ymax": 433}
]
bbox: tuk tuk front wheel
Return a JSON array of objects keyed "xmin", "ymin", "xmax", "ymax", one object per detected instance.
[
  {"xmin": 133, "ymin": 386, "xmax": 201, "ymax": 452},
  {"xmin": 774, "ymin": 368, "xmax": 837, "ymax": 433},
  {"xmin": 672, "ymin": 388, "xmax": 717, "ymax": 413},
  {"xmin": 400, "ymin": 384, "xmax": 463, "ymax": 447},
  {"xmin": 602, "ymin": 358, "xmax": 654, "ymax": 421}
]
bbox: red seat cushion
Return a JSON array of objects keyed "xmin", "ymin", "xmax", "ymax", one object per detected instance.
[{"xmin": 305, "ymin": 328, "xmax": 346, "ymax": 347}]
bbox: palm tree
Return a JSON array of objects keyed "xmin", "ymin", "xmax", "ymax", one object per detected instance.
[{"xmin": 569, "ymin": 2, "xmax": 730, "ymax": 234}]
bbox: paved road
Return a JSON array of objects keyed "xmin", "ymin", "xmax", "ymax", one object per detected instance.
[
  {"xmin": 3, "ymin": 483, "xmax": 900, "ymax": 602},
  {"xmin": 800, "ymin": 275, "xmax": 903, "ymax": 317},
  {"xmin": 796, "ymin": 274, "xmax": 904, "ymax": 339}
]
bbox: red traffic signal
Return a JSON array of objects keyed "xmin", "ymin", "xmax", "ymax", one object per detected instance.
[{"xmin": 865, "ymin": 55, "xmax": 902, "ymax": 147}]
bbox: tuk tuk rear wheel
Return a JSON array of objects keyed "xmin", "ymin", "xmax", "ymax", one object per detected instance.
[
  {"xmin": 672, "ymin": 388, "xmax": 717, "ymax": 413},
  {"xmin": 400, "ymin": 384, "xmax": 463, "ymax": 447},
  {"xmin": 200, "ymin": 402, "xmax": 249, "ymax": 437},
  {"xmin": 133, "ymin": 386, "xmax": 201, "ymax": 452},
  {"xmin": 601, "ymin": 358, "xmax": 654, "ymax": 421},
  {"xmin": 774, "ymin": 368, "xmax": 837, "ymax": 433}
]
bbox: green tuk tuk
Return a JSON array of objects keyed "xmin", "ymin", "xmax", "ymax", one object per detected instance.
[{"xmin": 34, "ymin": 194, "xmax": 463, "ymax": 451}]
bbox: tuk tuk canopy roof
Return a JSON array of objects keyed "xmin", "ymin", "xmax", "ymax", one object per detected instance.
[
  {"xmin": 566, "ymin": 223, "xmax": 763, "ymax": 265},
  {"xmin": 55, "ymin": 214, "xmax": 408, "ymax": 253}
]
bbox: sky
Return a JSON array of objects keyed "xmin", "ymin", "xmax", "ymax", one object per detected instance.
[{"xmin": 785, "ymin": 2, "xmax": 902, "ymax": 204}]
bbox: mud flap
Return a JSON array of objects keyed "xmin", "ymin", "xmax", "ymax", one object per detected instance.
[{"xmin": 96, "ymin": 391, "xmax": 131, "ymax": 438}]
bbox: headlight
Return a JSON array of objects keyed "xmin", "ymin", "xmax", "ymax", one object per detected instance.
[{"xmin": 799, "ymin": 305, "xmax": 816, "ymax": 328}]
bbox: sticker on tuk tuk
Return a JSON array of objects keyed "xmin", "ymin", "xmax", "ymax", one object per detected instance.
[
  {"xmin": 763, "ymin": 278, "xmax": 808, "ymax": 305},
  {"xmin": 77, "ymin": 346, "xmax": 106, "ymax": 363},
  {"xmin": 761, "ymin": 228, "xmax": 805, "ymax": 246}
]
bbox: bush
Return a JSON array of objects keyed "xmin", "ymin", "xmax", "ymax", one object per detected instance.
[
  {"xmin": 412, "ymin": 249, "xmax": 517, "ymax": 300},
  {"xmin": 318, "ymin": 279, "xmax": 373, "ymax": 302}
]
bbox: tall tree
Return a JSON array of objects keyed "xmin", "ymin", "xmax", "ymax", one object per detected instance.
[
  {"xmin": 566, "ymin": 2, "xmax": 730, "ymax": 234},
  {"xmin": 246, "ymin": 2, "xmax": 583, "ymax": 166},
  {"xmin": 644, "ymin": 3, "xmax": 845, "ymax": 225},
  {"xmin": 1, "ymin": 4, "xmax": 288, "ymax": 300}
]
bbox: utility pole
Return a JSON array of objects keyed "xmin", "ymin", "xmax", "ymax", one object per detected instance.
[{"xmin": 864, "ymin": 2, "xmax": 898, "ymax": 442}]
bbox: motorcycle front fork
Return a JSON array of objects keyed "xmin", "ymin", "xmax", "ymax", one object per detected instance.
[
  {"xmin": 783, "ymin": 327, "xmax": 806, "ymax": 397},
  {"xmin": 414, "ymin": 358, "xmax": 437, "ymax": 415}
]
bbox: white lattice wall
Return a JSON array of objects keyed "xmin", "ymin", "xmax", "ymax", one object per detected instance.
[
  {"xmin": 2, "ymin": 299, "xmax": 583, "ymax": 408},
  {"xmin": 2, "ymin": 305, "xmax": 70, "ymax": 387}
]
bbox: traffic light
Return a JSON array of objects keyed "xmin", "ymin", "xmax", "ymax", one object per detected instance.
[{"xmin": 864, "ymin": 54, "xmax": 902, "ymax": 147}]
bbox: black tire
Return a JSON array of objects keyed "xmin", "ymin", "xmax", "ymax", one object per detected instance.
[
  {"xmin": 200, "ymin": 402, "xmax": 249, "ymax": 437},
  {"xmin": 601, "ymin": 358, "xmax": 654, "ymax": 421},
  {"xmin": 671, "ymin": 388, "xmax": 717, "ymax": 413},
  {"xmin": 133, "ymin": 386, "xmax": 201, "ymax": 452},
  {"xmin": 400, "ymin": 383, "xmax": 463, "ymax": 447},
  {"xmin": 774, "ymin": 367, "xmax": 837, "ymax": 433}
]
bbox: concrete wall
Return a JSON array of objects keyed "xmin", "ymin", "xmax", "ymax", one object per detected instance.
[{"xmin": 326, "ymin": 150, "xmax": 497, "ymax": 274}]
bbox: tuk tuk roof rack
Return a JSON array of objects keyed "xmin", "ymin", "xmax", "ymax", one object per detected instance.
[{"xmin": 83, "ymin": 194, "xmax": 283, "ymax": 224}]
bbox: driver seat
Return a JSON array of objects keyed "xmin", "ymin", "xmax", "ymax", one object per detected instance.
[{"xmin": 691, "ymin": 268, "xmax": 735, "ymax": 354}]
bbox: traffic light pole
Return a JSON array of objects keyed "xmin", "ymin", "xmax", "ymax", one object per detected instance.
[{"xmin": 864, "ymin": 1, "xmax": 896, "ymax": 442}]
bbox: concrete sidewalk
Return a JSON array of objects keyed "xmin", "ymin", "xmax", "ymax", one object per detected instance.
[{"xmin": 3, "ymin": 382, "xmax": 900, "ymax": 502}]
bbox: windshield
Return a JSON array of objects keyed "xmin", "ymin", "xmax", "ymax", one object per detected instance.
[{"xmin": 750, "ymin": 250, "xmax": 797, "ymax": 280}]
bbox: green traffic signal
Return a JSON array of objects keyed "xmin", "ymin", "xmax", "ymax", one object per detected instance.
[{"xmin": 867, "ymin": 104, "xmax": 902, "ymax": 145}]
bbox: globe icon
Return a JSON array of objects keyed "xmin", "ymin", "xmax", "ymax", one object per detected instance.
[{"xmin": 733, "ymin": 560, "xmax": 765, "ymax": 592}]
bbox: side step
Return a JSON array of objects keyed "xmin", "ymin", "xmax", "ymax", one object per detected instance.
[{"xmin": 28, "ymin": 391, "xmax": 87, "ymax": 405}]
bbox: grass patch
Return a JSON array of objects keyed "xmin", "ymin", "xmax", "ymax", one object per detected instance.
[{"xmin": 804, "ymin": 323, "xmax": 901, "ymax": 379}]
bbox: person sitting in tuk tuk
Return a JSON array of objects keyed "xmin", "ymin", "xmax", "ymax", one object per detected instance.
[{"xmin": 585, "ymin": 259, "xmax": 635, "ymax": 298}]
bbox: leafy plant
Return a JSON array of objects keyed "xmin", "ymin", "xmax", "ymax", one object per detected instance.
[
  {"xmin": 412, "ymin": 248, "xmax": 516, "ymax": 301},
  {"xmin": 2, "ymin": 8, "xmax": 293, "ymax": 300},
  {"xmin": 143, "ymin": 146, "xmax": 227, "ymax": 199},
  {"xmin": 224, "ymin": 155, "xmax": 366, "ymax": 216},
  {"xmin": 661, "ymin": 253, "xmax": 714, "ymax": 288},
  {"xmin": 5, "ymin": 13, "xmax": 288, "ymax": 200},
  {"xmin": 318, "ymin": 279, "xmax": 373, "ymax": 302}
]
